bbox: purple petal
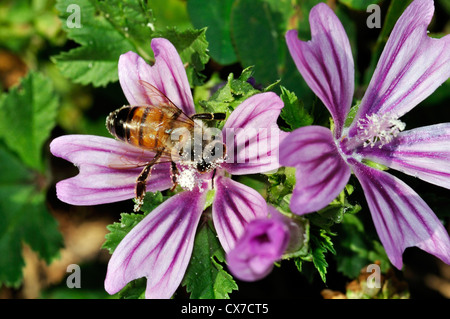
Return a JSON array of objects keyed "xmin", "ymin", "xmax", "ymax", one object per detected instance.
[
  {"xmin": 357, "ymin": 123, "xmax": 450, "ymax": 189},
  {"xmin": 351, "ymin": 159, "xmax": 450, "ymax": 269},
  {"xmin": 118, "ymin": 38, "xmax": 195, "ymax": 115},
  {"xmin": 50, "ymin": 135, "xmax": 172, "ymax": 205},
  {"xmin": 350, "ymin": 0, "xmax": 450, "ymax": 135},
  {"xmin": 212, "ymin": 176, "xmax": 268, "ymax": 253},
  {"xmin": 279, "ymin": 126, "xmax": 351, "ymax": 215},
  {"xmin": 285, "ymin": 3, "xmax": 354, "ymax": 138},
  {"xmin": 226, "ymin": 215, "xmax": 290, "ymax": 281},
  {"xmin": 104, "ymin": 189, "xmax": 206, "ymax": 299},
  {"xmin": 222, "ymin": 92, "xmax": 288, "ymax": 175}
]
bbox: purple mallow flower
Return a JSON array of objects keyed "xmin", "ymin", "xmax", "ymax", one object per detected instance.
[
  {"xmin": 227, "ymin": 206, "xmax": 302, "ymax": 281},
  {"xmin": 281, "ymin": 0, "xmax": 450, "ymax": 269},
  {"xmin": 50, "ymin": 38, "xmax": 287, "ymax": 298}
]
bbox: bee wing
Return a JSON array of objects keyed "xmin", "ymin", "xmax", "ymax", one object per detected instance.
[
  {"xmin": 139, "ymin": 80, "xmax": 183, "ymax": 111},
  {"xmin": 138, "ymin": 80, "xmax": 195, "ymax": 126},
  {"xmin": 106, "ymin": 148, "xmax": 176, "ymax": 170}
]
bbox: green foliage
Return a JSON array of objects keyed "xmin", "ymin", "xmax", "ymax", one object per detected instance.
[
  {"xmin": 0, "ymin": 72, "xmax": 63, "ymax": 287},
  {"xmin": 53, "ymin": 0, "xmax": 209, "ymax": 88},
  {"xmin": 310, "ymin": 229, "xmax": 336, "ymax": 283},
  {"xmin": 182, "ymin": 221, "xmax": 238, "ymax": 299},
  {"xmin": 198, "ymin": 67, "xmax": 260, "ymax": 119},
  {"xmin": 0, "ymin": 0, "xmax": 65, "ymax": 53},
  {"xmin": 308, "ymin": 186, "xmax": 362, "ymax": 232},
  {"xmin": 230, "ymin": 0, "xmax": 292, "ymax": 88},
  {"xmin": 0, "ymin": 72, "xmax": 59, "ymax": 171},
  {"xmin": 339, "ymin": 0, "xmax": 382, "ymax": 10},
  {"xmin": 154, "ymin": 28, "xmax": 210, "ymax": 87},
  {"xmin": 187, "ymin": 0, "xmax": 236, "ymax": 65},
  {"xmin": 280, "ymin": 86, "xmax": 314, "ymax": 131},
  {"xmin": 334, "ymin": 214, "xmax": 390, "ymax": 278},
  {"xmin": 0, "ymin": 146, "xmax": 63, "ymax": 287},
  {"xmin": 53, "ymin": 0, "xmax": 136, "ymax": 87},
  {"xmin": 95, "ymin": 0, "xmax": 155, "ymax": 58}
]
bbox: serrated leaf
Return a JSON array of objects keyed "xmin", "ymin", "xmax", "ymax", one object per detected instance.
[
  {"xmin": 310, "ymin": 229, "xmax": 335, "ymax": 283},
  {"xmin": 154, "ymin": 27, "xmax": 210, "ymax": 87},
  {"xmin": 335, "ymin": 214, "xmax": 390, "ymax": 278},
  {"xmin": 96, "ymin": 0, "xmax": 155, "ymax": 58},
  {"xmin": 187, "ymin": 0, "xmax": 237, "ymax": 65},
  {"xmin": 0, "ymin": 72, "xmax": 59, "ymax": 171},
  {"xmin": 199, "ymin": 69, "xmax": 260, "ymax": 118},
  {"xmin": 117, "ymin": 277, "xmax": 147, "ymax": 299},
  {"xmin": 102, "ymin": 212, "xmax": 144, "ymax": 254},
  {"xmin": 53, "ymin": 0, "xmax": 143, "ymax": 87},
  {"xmin": 53, "ymin": 39, "xmax": 133, "ymax": 87},
  {"xmin": 280, "ymin": 86, "xmax": 313, "ymax": 131},
  {"xmin": 0, "ymin": 146, "xmax": 63, "ymax": 287},
  {"xmin": 182, "ymin": 221, "xmax": 238, "ymax": 299}
]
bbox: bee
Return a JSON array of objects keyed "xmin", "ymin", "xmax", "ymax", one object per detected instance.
[{"xmin": 106, "ymin": 80, "xmax": 226, "ymax": 212}]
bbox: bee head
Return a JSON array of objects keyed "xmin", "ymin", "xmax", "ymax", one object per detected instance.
[{"xmin": 196, "ymin": 159, "xmax": 212, "ymax": 173}]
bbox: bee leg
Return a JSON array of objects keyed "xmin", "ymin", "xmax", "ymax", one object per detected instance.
[
  {"xmin": 211, "ymin": 168, "xmax": 217, "ymax": 189},
  {"xmin": 134, "ymin": 151, "xmax": 162, "ymax": 212},
  {"xmin": 170, "ymin": 161, "xmax": 179, "ymax": 192},
  {"xmin": 190, "ymin": 113, "xmax": 226, "ymax": 121}
]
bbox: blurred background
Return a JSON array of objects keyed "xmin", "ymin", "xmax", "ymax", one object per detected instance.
[{"xmin": 0, "ymin": 0, "xmax": 449, "ymax": 299}]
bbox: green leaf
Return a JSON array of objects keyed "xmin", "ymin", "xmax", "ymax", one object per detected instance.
[
  {"xmin": 53, "ymin": 0, "xmax": 142, "ymax": 87},
  {"xmin": 116, "ymin": 277, "xmax": 147, "ymax": 299},
  {"xmin": 96, "ymin": 0, "xmax": 155, "ymax": 58},
  {"xmin": 229, "ymin": 0, "xmax": 316, "ymax": 107},
  {"xmin": 198, "ymin": 68, "xmax": 260, "ymax": 120},
  {"xmin": 187, "ymin": 0, "xmax": 237, "ymax": 65},
  {"xmin": 339, "ymin": 0, "xmax": 382, "ymax": 10},
  {"xmin": 182, "ymin": 221, "xmax": 238, "ymax": 299},
  {"xmin": 230, "ymin": 0, "xmax": 289, "ymax": 86},
  {"xmin": 439, "ymin": 0, "xmax": 450, "ymax": 14},
  {"xmin": 150, "ymin": 0, "xmax": 192, "ymax": 31},
  {"xmin": 279, "ymin": 86, "xmax": 313, "ymax": 131},
  {"xmin": 307, "ymin": 186, "xmax": 361, "ymax": 232},
  {"xmin": 266, "ymin": 167, "xmax": 296, "ymax": 215},
  {"xmin": 0, "ymin": 71, "xmax": 59, "ymax": 172},
  {"xmin": 102, "ymin": 212, "xmax": 144, "ymax": 254},
  {"xmin": 344, "ymin": 100, "xmax": 361, "ymax": 128},
  {"xmin": 0, "ymin": 146, "xmax": 63, "ymax": 287},
  {"xmin": 53, "ymin": 38, "xmax": 133, "ymax": 88},
  {"xmin": 310, "ymin": 229, "xmax": 335, "ymax": 283},
  {"xmin": 334, "ymin": 214, "xmax": 390, "ymax": 278},
  {"xmin": 155, "ymin": 27, "xmax": 210, "ymax": 87}
]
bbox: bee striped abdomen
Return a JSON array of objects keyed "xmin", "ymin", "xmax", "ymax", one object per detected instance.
[{"xmin": 106, "ymin": 106, "xmax": 169, "ymax": 150}]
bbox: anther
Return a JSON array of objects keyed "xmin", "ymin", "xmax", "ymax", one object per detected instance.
[{"xmin": 355, "ymin": 113, "xmax": 405, "ymax": 148}]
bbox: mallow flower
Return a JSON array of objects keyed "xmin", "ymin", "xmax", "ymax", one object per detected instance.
[
  {"xmin": 281, "ymin": 0, "xmax": 450, "ymax": 269},
  {"xmin": 50, "ymin": 38, "xmax": 287, "ymax": 298},
  {"xmin": 227, "ymin": 206, "xmax": 304, "ymax": 281}
]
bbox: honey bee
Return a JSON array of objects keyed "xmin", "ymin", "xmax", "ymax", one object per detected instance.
[{"xmin": 106, "ymin": 80, "xmax": 226, "ymax": 211}]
